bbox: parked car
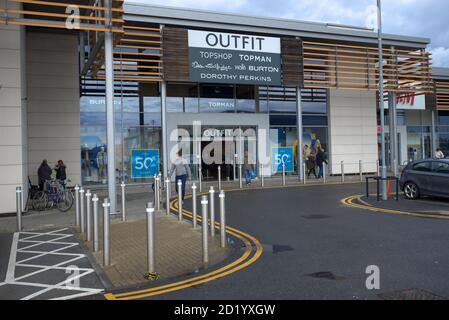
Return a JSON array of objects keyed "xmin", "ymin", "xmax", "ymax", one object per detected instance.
[{"xmin": 400, "ymin": 159, "xmax": 449, "ymax": 200}]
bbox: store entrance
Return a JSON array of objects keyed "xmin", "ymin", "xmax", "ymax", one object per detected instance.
[{"xmin": 200, "ymin": 126, "xmax": 257, "ymax": 181}]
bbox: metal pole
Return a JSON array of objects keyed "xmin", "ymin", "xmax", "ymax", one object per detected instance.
[
  {"xmin": 155, "ymin": 175, "xmax": 161, "ymax": 211},
  {"xmin": 233, "ymin": 156, "xmax": 237, "ymax": 181},
  {"xmin": 104, "ymin": 0, "xmax": 117, "ymax": 213},
  {"xmin": 165, "ymin": 178, "xmax": 170, "ymax": 216},
  {"xmin": 323, "ymin": 163, "xmax": 327, "ymax": 184},
  {"xmin": 218, "ymin": 165, "xmax": 221, "ymax": 191},
  {"xmin": 85, "ymin": 190, "xmax": 92, "ymax": 242},
  {"xmin": 282, "ymin": 163, "xmax": 286, "ymax": 186},
  {"xmin": 377, "ymin": 0, "xmax": 388, "ymax": 200},
  {"xmin": 296, "ymin": 86, "xmax": 304, "ymax": 181},
  {"xmin": 201, "ymin": 195, "xmax": 209, "ymax": 265},
  {"xmin": 120, "ymin": 181, "xmax": 126, "ymax": 222},
  {"xmin": 74, "ymin": 185, "xmax": 80, "ymax": 227},
  {"xmin": 260, "ymin": 164, "xmax": 265, "ymax": 187},
  {"xmin": 209, "ymin": 186, "xmax": 215, "ymax": 237},
  {"xmin": 303, "ymin": 162, "xmax": 307, "ymax": 185},
  {"xmin": 153, "ymin": 174, "xmax": 157, "ymax": 209},
  {"xmin": 16, "ymin": 187, "xmax": 22, "ymax": 232},
  {"xmin": 192, "ymin": 183, "xmax": 197, "ymax": 228},
  {"xmin": 177, "ymin": 179, "xmax": 183, "ymax": 222},
  {"xmin": 431, "ymin": 110, "xmax": 437, "ymax": 156},
  {"xmin": 199, "ymin": 163, "xmax": 203, "ymax": 193},
  {"xmin": 103, "ymin": 198, "xmax": 111, "ymax": 266},
  {"xmin": 161, "ymin": 80, "xmax": 168, "ymax": 180},
  {"xmin": 239, "ymin": 164, "xmax": 243, "ymax": 189},
  {"xmin": 219, "ymin": 190, "xmax": 226, "ymax": 248},
  {"xmin": 92, "ymin": 194, "xmax": 99, "ymax": 252},
  {"xmin": 79, "ymin": 187, "xmax": 85, "ymax": 233},
  {"xmin": 341, "ymin": 161, "xmax": 345, "ymax": 183},
  {"xmin": 146, "ymin": 202, "xmax": 155, "ymax": 273},
  {"xmin": 359, "ymin": 160, "xmax": 363, "ymax": 182},
  {"xmin": 377, "ymin": 160, "xmax": 380, "ymax": 176}
]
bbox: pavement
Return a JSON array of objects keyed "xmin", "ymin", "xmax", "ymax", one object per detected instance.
[
  {"xmin": 85, "ymin": 213, "xmax": 230, "ymax": 289},
  {"xmin": 359, "ymin": 194, "xmax": 449, "ymax": 216}
]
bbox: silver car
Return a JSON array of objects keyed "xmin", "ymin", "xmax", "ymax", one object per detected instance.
[{"xmin": 400, "ymin": 159, "xmax": 449, "ymax": 200}]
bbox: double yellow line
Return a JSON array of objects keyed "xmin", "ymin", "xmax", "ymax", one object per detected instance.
[
  {"xmin": 104, "ymin": 192, "xmax": 263, "ymax": 300},
  {"xmin": 342, "ymin": 195, "xmax": 449, "ymax": 220}
]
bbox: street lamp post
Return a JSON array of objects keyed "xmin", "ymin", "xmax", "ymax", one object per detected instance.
[{"xmin": 377, "ymin": 0, "xmax": 388, "ymax": 200}]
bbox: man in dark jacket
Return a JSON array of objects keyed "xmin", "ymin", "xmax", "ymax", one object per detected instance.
[
  {"xmin": 38, "ymin": 159, "xmax": 52, "ymax": 191},
  {"xmin": 316, "ymin": 148, "xmax": 328, "ymax": 179}
]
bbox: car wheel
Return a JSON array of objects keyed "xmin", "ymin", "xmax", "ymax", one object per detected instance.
[{"xmin": 404, "ymin": 182, "xmax": 420, "ymax": 200}]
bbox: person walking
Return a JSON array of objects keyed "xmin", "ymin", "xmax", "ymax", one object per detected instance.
[
  {"xmin": 435, "ymin": 148, "xmax": 445, "ymax": 160},
  {"xmin": 38, "ymin": 159, "xmax": 52, "ymax": 191},
  {"xmin": 243, "ymin": 151, "xmax": 255, "ymax": 186},
  {"xmin": 307, "ymin": 150, "xmax": 318, "ymax": 179},
  {"xmin": 169, "ymin": 150, "xmax": 192, "ymax": 202},
  {"xmin": 316, "ymin": 147, "xmax": 328, "ymax": 179}
]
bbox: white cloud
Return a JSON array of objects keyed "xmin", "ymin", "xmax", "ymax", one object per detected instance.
[{"xmin": 430, "ymin": 47, "xmax": 449, "ymax": 68}]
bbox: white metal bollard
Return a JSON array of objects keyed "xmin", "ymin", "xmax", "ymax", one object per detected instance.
[
  {"xmin": 260, "ymin": 164, "xmax": 265, "ymax": 187},
  {"xmin": 282, "ymin": 163, "xmax": 286, "ymax": 186},
  {"xmin": 103, "ymin": 198, "xmax": 111, "ymax": 266},
  {"xmin": 219, "ymin": 190, "xmax": 226, "ymax": 248},
  {"xmin": 79, "ymin": 187, "xmax": 85, "ymax": 233},
  {"xmin": 209, "ymin": 186, "xmax": 215, "ymax": 237},
  {"xmin": 92, "ymin": 194, "xmax": 99, "ymax": 252},
  {"xmin": 165, "ymin": 178, "xmax": 170, "ymax": 216},
  {"xmin": 121, "ymin": 181, "xmax": 126, "ymax": 222},
  {"xmin": 218, "ymin": 165, "xmax": 222, "ymax": 191},
  {"xmin": 74, "ymin": 185, "xmax": 80, "ymax": 227},
  {"xmin": 239, "ymin": 164, "xmax": 243, "ymax": 189},
  {"xmin": 155, "ymin": 175, "xmax": 161, "ymax": 211},
  {"xmin": 199, "ymin": 164, "xmax": 203, "ymax": 193},
  {"xmin": 16, "ymin": 187, "xmax": 22, "ymax": 232},
  {"xmin": 201, "ymin": 195, "xmax": 209, "ymax": 265},
  {"xmin": 85, "ymin": 190, "xmax": 92, "ymax": 242},
  {"xmin": 341, "ymin": 161, "xmax": 345, "ymax": 183},
  {"xmin": 192, "ymin": 183, "xmax": 197, "ymax": 228},
  {"xmin": 177, "ymin": 179, "xmax": 183, "ymax": 222},
  {"xmin": 146, "ymin": 202, "xmax": 155, "ymax": 273},
  {"xmin": 303, "ymin": 162, "xmax": 307, "ymax": 185},
  {"xmin": 323, "ymin": 163, "xmax": 327, "ymax": 184}
]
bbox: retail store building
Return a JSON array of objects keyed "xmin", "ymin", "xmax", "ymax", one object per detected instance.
[{"xmin": 0, "ymin": 1, "xmax": 448, "ymax": 214}]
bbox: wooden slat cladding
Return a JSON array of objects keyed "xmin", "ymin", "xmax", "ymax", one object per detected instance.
[
  {"xmin": 162, "ymin": 27, "xmax": 189, "ymax": 82},
  {"xmin": 303, "ymin": 41, "xmax": 433, "ymax": 94},
  {"xmin": 281, "ymin": 38, "xmax": 304, "ymax": 87},
  {"xmin": 1, "ymin": 0, "xmax": 124, "ymax": 33},
  {"xmin": 435, "ymin": 80, "xmax": 449, "ymax": 110}
]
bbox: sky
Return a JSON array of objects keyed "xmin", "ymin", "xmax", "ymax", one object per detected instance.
[{"xmin": 129, "ymin": 0, "xmax": 449, "ymax": 68}]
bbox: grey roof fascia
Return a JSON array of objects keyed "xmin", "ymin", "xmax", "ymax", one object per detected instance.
[
  {"xmin": 433, "ymin": 67, "xmax": 449, "ymax": 81},
  {"xmin": 123, "ymin": 3, "xmax": 430, "ymax": 49}
]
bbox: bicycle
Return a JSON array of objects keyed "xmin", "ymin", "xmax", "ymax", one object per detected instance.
[{"xmin": 32, "ymin": 179, "xmax": 74, "ymax": 212}]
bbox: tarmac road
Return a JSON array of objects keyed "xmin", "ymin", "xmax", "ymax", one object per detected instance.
[{"xmin": 139, "ymin": 183, "xmax": 449, "ymax": 300}]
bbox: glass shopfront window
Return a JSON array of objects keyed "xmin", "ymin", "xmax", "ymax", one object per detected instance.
[
  {"xmin": 80, "ymin": 81, "xmax": 162, "ymax": 185},
  {"xmin": 236, "ymin": 85, "xmax": 256, "ymax": 113},
  {"xmin": 200, "ymin": 84, "xmax": 235, "ymax": 113}
]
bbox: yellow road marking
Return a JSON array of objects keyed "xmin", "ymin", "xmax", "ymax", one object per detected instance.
[
  {"xmin": 342, "ymin": 195, "xmax": 449, "ymax": 220},
  {"xmin": 104, "ymin": 195, "xmax": 263, "ymax": 300},
  {"xmin": 105, "ymin": 182, "xmax": 362, "ymax": 300}
]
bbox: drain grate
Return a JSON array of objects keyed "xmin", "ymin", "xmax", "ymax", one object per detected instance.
[
  {"xmin": 261, "ymin": 244, "xmax": 294, "ymax": 254},
  {"xmin": 272, "ymin": 245, "xmax": 294, "ymax": 254},
  {"xmin": 306, "ymin": 271, "xmax": 345, "ymax": 281},
  {"xmin": 302, "ymin": 214, "xmax": 332, "ymax": 220},
  {"xmin": 378, "ymin": 288, "xmax": 445, "ymax": 300}
]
